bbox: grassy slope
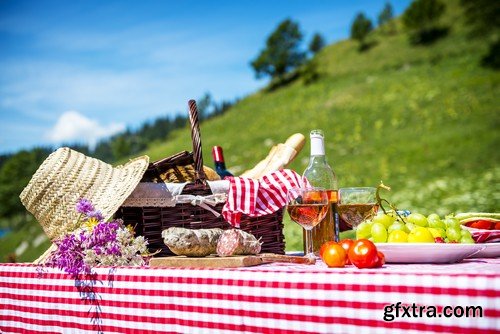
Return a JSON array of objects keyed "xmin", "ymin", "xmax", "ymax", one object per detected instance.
[
  {"xmin": 142, "ymin": 1, "xmax": 499, "ymax": 250},
  {"xmin": 2, "ymin": 0, "xmax": 498, "ymax": 259}
]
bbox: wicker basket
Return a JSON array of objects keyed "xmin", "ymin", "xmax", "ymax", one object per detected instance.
[{"xmin": 115, "ymin": 100, "xmax": 285, "ymax": 256}]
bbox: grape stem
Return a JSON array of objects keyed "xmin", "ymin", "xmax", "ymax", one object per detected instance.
[{"xmin": 376, "ymin": 181, "xmax": 408, "ymax": 224}]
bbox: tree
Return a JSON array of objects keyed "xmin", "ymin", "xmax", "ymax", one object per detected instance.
[
  {"xmin": 460, "ymin": 0, "xmax": 500, "ymax": 68},
  {"xmin": 350, "ymin": 13, "xmax": 374, "ymax": 50},
  {"xmin": 0, "ymin": 148, "xmax": 51, "ymax": 218},
  {"xmin": 402, "ymin": 0, "xmax": 446, "ymax": 44},
  {"xmin": 309, "ymin": 33, "xmax": 326, "ymax": 55},
  {"xmin": 301, "ymin": 58, "xmax": 320, "ymax": 85},
  {"xmin": 110, "ymin": 135, "xmax": 132, "ymax": 161},
  {"xmin": 460, "ymin": 0, "xmax": 500, "ymax": 37},
  {"xmin": 378, "ymin": 2, "xmax": 396, "ymax": 34},
  {"xmin": 93, "ymin": 140, "xmax": 114, "ymax": 162},
  {"xmin": 378, "ymin": 2, "xmax": 394, "ymax": 26},
  {"xmin": 196, "ymin": 92, "xmax": 212, "ymax": 121},
  {"xmin": 251, "ymin": 19, "xmax": 306, "ymax": 82}
]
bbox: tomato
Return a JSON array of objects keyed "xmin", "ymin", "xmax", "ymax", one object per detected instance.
[
  {"xmin": 338, "ymin": 239, "xmax": 354, "ymax": 264},
  {"xmin": 495, "ymin": 222, "xmax": 500, "ymax": 230},
  {"xmin": 319, "ymin": 241, "xmax": 337, "ymax": 258},
  {"xmin": 374, "ymin": 251, "xmax": 385, "ymax": 268},
  {"xmin": 467, "ymin": 220, "xmax": 493, "ymax": 230},
  {"xmin": 348, "ymin": 239, "xmax": 379, "ymax": 269},
  {"xmin": 321, "ymin": 243, "xmax": 347, "ymax": 268},
  {"xmin": 434, "ymin": 237, "xmax": 445, "ymax": 243}
]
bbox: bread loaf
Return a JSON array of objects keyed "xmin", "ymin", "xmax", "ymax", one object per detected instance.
[
  {"xmin": 203, "ymin": 166, "xmax": 221, "ymax": 181},
  {"xmin": 240, "ymin": 133, "xmax": 305, "ymax": 179}
]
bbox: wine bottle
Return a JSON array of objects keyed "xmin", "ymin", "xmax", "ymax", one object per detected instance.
[
  {"xmin": 302, "ymin": 130, "xmax": 339, "ymax": 255},
  {"xmin": 212, "ymin": 146, "xmax": 233, "ymax": 179}
]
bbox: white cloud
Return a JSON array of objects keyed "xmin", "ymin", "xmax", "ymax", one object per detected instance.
[{"xmin": 46, "ymin": 110, "xmax": 125, "ymax": 148}]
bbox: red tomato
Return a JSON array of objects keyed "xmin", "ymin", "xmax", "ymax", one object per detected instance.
[
  {"xmin": 321, "ymin": 243, "xmax": 347, "ymax": 268},
  {"xmin": 348, "ymin": 239, "xmax": 379, "ymax": 269},
  {"xmin": 319, "ymin": 241, "xmax": 337, "ymax": 258},
  {"xmin": 338, "ymin": 239, "xmax": 354, "ymax": 264},
  {"xmin": 467, "ymin": 220, "xmax": 493, "ymax": 230},
  {"xmin": 374, "ymin": 251, "xmax": 385, "ymax": 268},
  {"xmin": 495, "ymin": 222, "xmax": 500, "ymax": 230}
]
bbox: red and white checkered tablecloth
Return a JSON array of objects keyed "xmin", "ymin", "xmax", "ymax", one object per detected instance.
[{"xmin": 1, "ymin": 259, "xmax": 499, "ymax": 334}]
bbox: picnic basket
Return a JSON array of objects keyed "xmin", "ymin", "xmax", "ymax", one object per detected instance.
[{"xmin": 115, "ymin": 100, "xmax": 285, "ymax": 256}]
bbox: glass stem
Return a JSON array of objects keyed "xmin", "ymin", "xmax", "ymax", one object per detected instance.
[{"xmin": 305, "ymin": 229, "xmax": 314, "ymax": 258}]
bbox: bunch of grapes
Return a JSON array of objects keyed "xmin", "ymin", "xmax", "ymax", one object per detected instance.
[{"xmin": 356, "ymin": 211, "xmax": 475, "ymax": 244}]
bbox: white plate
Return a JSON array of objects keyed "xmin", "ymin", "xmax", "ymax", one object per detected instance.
[
  {"xmin": 375, "ymin": 243, "xmax": 485, "ymax": 264},
  {"xmin": 466, "ymin": 243, "xmax": 500, "ymax": 258}
]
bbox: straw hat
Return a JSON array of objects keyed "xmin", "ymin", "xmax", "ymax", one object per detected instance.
[{"xmin": 20, "ymin": 147, "xmax": 149, "ymax": 240}]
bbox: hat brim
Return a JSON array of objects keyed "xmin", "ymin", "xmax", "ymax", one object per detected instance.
[{"xmin": 20, "ymin": 147, "xmax": 149, "ymax": 240}]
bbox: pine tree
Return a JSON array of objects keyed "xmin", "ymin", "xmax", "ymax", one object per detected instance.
[
  {"xmin": 403, "ymin": 0, "xmax": 446, "ymax": 44},
  {"xmin": 309, "ymin": 33, "xmax": 326, "ymax": 55},
  {"xmin": 351, "ymin": 13, "xmax": 373, "ymax": 51},
  {"xmin": 251, "ymin": 19, "xmax": 306, "ymax": 82},
  {"xmin": 378, "ymin": 2, "xmax": 396, "ymax": 34}
]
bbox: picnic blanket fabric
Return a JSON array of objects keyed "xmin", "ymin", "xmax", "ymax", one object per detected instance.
[{"xmin": 222, "ymin": 169, "xmax": 304, "ymax": 227}]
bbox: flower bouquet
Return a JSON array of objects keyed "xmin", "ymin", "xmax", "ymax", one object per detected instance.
[{"xmin": 46, "ymin": 199, "xmax": 149, "ymax": 276}]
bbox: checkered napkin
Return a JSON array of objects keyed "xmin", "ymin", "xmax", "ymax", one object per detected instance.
[{"xmin": 222, "ymin": 169, "xmax": 304, "ymax": 227}]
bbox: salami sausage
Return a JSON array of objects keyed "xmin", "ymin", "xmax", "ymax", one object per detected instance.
[
  {"xmin": 161, "ymin": 227, "xmax": 223, "ymax": 257},
  {"xmin": 216, "ymin": 229, "xmax": 262, "ymax": 257}
]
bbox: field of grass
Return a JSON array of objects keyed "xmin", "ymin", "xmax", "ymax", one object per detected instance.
[
  {"xmin": 1, "ymin": 0, "xmax": 498, "ymax": 258},
  {"xmin": 140, "ymin": 1, "xmax": 499, "ymax": 251}
]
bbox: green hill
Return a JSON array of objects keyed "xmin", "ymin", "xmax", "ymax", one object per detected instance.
[
  {"xmin": 142, "ymin": 1, "xmax": 499, "ymax": 250},
  {"xmin": 1, "ymin": 0, "xmax": 498, "ymax": 259}
]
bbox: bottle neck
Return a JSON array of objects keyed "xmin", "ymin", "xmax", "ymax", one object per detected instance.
[
  {"xmin": 304, "ymin": 129, "xmax": 337, "ymax": 190},
  {"xmin": 212, "ymin": 146, "xmax": 225, "ymax": 163},
  {"xmin": 310, "ymin": 136, "xmax": 325, "ymax": 156},
  {"xmin": 214, "ymin": 161, "xmax": 227, "ymax": 169},
  {"xmin": 309, "ymin": 154, "xmax": 328, "ymax": 165}
]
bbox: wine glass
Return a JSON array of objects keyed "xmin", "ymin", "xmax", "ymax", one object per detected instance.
[
  {"xmin": 286, "ymin": 187, "xmax": 329, "ymax": 259},
  {"xmin": 338, "ymin": 187, "xmax": 377, "ymax": 230}
]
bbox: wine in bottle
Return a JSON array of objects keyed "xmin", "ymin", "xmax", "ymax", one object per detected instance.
[
  {"xmin": 302, "ymin": 130, "xmax": 339, "ymax": 255},
  {"xmin": 212, "ymin": 146, "xmax": 233, "ymax": 179}
]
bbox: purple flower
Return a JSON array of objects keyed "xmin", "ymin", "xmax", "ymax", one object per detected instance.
[
  {"xmin": 86, "ymin": 210, "xmax": 104, "ymax": 222},
  {"xmin": 76, "ymin": 199, "xmax": 94, "ymax": 215},
  {"xmin": 46, "ymin": 200, "xmax": 147, "ymax": 276},
  {"xmin": 47, "ymin": 233, "xmax": 90, "ymax": 277}
]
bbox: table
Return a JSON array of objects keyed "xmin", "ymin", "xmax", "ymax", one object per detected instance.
[{"xmin": 1, "ymin": 259, "xmax": 499, "ymax": 334}]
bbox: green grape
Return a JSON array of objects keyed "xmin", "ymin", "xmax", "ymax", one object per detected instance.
[
  {"xmin": 388, "ymin": 230, "xmax": 408, "ymax": 243},
  {"xmin": 461, "ymin": 229, "xmax": 472, "ymax": 238},
  {"xmin": 428, "ymin": 227, "xmax": 446, "ymax": 238},
  {"xmin": 405, "ymin": 222, "xmax": 417, "ymax": 232},
  {"xmin": 371, "ymin": 222, "xmax": 388, "ymax": 243},
  {"xmin": 407, "ymin": 213, "xmax": 428, "ymax": 227},
  {"xmin": 460, "ymin": 236, "xmax": 475, "ymax": 244},
  {"xmin": 356, "ymin": 222, "xmax": 372, "ymax": 239},
  {"xmin": 428, "ymin": 218, "xmax": 446, "ymax": 229},
  {"xmin": 427, "ymin": 213, "xmax": 441, "ymax": 223},
  {"xmin": 372, "ymin": 212, "xmax": 396, "ymax": 229},
  {"xmin": 444, "ymin": 217, "xmax": 461, "ymax": 229},
  {"xmin": 446, "ymin": 227, "xmax": 461, "ymax": 242},
  {"xmin": 408, "ymin": 227, "xmax": 434, "ymax": 243},
  {"xmin": 388, "ymin": 222, "xmax": 408, "ymax": 234}
]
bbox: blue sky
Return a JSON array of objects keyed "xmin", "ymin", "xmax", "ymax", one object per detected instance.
[{"xmin": 0, "ymin": 0, "xmax": 411, "ymax": 154}]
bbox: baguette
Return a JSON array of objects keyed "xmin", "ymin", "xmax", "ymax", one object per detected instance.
[
  {"xmin": 240, "ymin": 133, "xmax": 305, "ymax": 179},
  {"xmin": 284, "ymin": 133, "xmax": 306, "ymax": 155},
  {"xmin": 240, "ymin": 145, "xmax": 278, "ymax": 179}
]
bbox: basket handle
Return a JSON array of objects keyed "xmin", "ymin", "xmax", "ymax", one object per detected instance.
[{"xmin": 188, "ymin": 99, "xmax": 207, "ymax": 184}]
